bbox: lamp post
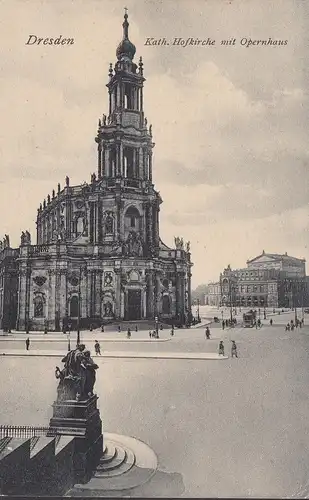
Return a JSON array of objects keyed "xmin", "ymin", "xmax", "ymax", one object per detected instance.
[
  {"xmin": 197, "ymin": 298, "xmax": 200, "ymax": 323},
  {"xmin": 229, "ymin": 281, "xmax": 233, "ymax": 326},
  {"xmin": 76, "ymin": 266, "xmax": 82, "ymax": 346},
  {"xmin": 155, "ymin": 315, "xmax": 159, "ymax": 338}
]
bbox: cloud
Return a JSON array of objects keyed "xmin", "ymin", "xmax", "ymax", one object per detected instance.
[{"xmin": 0, "ymin": 0, "xmax": 307, "ymax": 287}]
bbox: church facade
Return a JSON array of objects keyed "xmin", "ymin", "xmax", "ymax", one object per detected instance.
[{"xmin": 0, "ymin": 12, "xmax": 193, "ymax": 332}]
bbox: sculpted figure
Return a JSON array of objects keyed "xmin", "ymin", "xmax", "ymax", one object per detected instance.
[
  {"xmin": 65, "ymin": 176, "xmax": 70, "ymax": 187},
  {"xmin": 25, "ymin": 231, "xmax": 31, "ymax": 244},
  {"xmin": 84, "ymin": 351, "xmax": 99, "ymax": 397},
  {"xmin": 20, "ymin": 231, "xmax": 25, "ymax": 246},
  {"xmin": 105, "ymin": 213, "xmax": 114, "ymax": 234},
  {"xmin": 102, "ymin": 114, "xmax": 107, "ymax": 125},
  {"xmin": 58, "ymin": 344, "xmax": 87, "ymax": 401},
  {"xmin": 185, "ymin": 241, "xmax": 190, "ymax": 252}
]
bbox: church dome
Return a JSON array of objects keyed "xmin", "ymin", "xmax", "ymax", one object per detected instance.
[
  {"xmin": 116, "ymin": 11, "xmax": 136, "ymax": 61},
  {"xmin": 116, "ymin": 38, "xmax": 136, "ymax": 61}
]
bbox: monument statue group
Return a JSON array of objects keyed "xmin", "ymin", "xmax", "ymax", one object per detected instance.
[{"xmin": 55, "ymin": 344, "xmax": 99, "ymax": 402}]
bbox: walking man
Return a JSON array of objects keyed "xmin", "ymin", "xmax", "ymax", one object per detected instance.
[
  {"xmin": 218, "ymin": 340, "xmax": 225, "ymax": 356},
  {"xmin": 127, "ymin": 328, "xmax": 131, "ymax": 339},
  {"xmin": 270, "ymin": 319, "xmax": 273, "ymax": 326},
  {"xmin": 205, "ymin": 326, "xmax": 210, "ymax": 339},
  {"xmin": 231, "ymin": 340, "xmax": 238, "ymax": 358},
  {"xmin": 94, "ymin": 340, "xmax": 101, "ymax": 356},
  {"xmin": 25, "ymin": 337, "xmax": 30, "ymax": 351}
]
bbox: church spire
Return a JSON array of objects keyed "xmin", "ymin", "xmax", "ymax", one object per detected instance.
[
  {"xmin": 123, "ymin": 7, "xmax": 129, "ymax": 39},
  {"xmin": 116, "ymin": 8, "xmax": 136, "ymax": 61}
]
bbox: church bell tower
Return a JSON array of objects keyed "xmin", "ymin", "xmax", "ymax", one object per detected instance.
[{"xmin": 95, "ymin": 9, "xmax": 160, "ymax": 257}]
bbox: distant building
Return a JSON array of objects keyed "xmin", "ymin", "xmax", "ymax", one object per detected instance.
[
  {"xmin": 205, "ymin": 282, "xmax": 221, "ymax": 306},
  {"xmin": 219, "ymin": 251, "xmax": 308, "ymax": 309}
]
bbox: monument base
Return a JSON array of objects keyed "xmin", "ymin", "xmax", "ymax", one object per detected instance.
[{"xmin": 49, "ymin": 395, "xmax": 103, "ymax": 483}]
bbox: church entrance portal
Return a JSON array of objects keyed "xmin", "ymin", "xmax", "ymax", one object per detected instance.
[{"xmin": 126, "ymin": 289, "xmax": 141, "ymax": 320}]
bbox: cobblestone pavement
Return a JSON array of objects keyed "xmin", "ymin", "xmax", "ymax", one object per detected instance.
[{"xmin": 1, "ymin": 318, "xmax": 309, "ymax": 497}]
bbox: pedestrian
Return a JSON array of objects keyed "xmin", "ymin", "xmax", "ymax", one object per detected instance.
[
  {"xmin": 101, "ymin": 324, "xmax": 104, "ymax": 333},
  {"xmin": 231, "ymin": 340, "xmax": 238, "ymax": 358},
  {"xmin": 270, "ymin": 319, "xmax": 273, "ymax": 326},
  {"xmin": 94, "ymin": 340, "xmax": 101, "ymax": 355},
  {"xmin": 205, "ymin": 326, "xmax": 210, "ymax": 339},
  {"xmin": 127, "ymin": 328, "xmax": 131, "ymax": 339},
  {"xmin": 257, "ymin": 319, "xmax": 261, "ymax": 328},
  {"xmin": 118, "ymin": 325, "xmax": 121, "ymax": 333},
  {"xmin": 149, "ymin": 331, "xmax": 152, "ymax": 338},
  {"xmin": 170, "ymin": 328, "xmax": 174, "ymax": 337},
  {"xmin": 222, "ymin": 320, "xmax": 225, "ymax": 330},
  {"xmin": 160, "ymin": 324, "xmax": 163, "ymax": 330},
  {"xmin": 44, "ymin": 325, "xmax": 48, "ymax": 335},
  {"xmin": 218, "ymin": 341, "xmax": 224, "ymax": 356},
  {"xmin": 135, "ymin": 325, "xmax": 138, "ymax": 332},
  {"xmin": 90, "ymin": 323, "xmax": 93, "ymax": 332},
  {"xmin": 25, "ymin": 337, "xmax": 30, "ymax": 351},
  {"xmin": 291, "ymin": 323, "xmax": 294, "ymax": 331}
]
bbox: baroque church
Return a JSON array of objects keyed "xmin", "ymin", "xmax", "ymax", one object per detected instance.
[{"xmin": 0, "ymin": 12, "xmax": 193, "ymax": 332}]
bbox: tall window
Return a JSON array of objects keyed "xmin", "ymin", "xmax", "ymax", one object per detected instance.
[
  {"xmin": 70, "ymin": 296, "xmax": 79, "ymax": 318},
  {"xmin": 34, "ymin": 296, "xmax": 44, "ymax": 318},
  {"xmin": 162, "ymin": 295, "xmax": 171, "ymax": 314},
  {"xmin": 124, "ymin": 84, "xmax": 132, "ymax": 109},
  {"xmin": 123, "ymin": 147, "xmax": 135, "ymax": 178}
]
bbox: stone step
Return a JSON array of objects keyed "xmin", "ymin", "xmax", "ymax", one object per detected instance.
[
  {"xmin": 94, "ymin": 446, "xmax": 135, "ymax": 478},
  {"xmin": 95, "ymin": 444, "xmax": 126, "ymax": 472},
  {"xmin": 97, "ymin": 443, "xmax": 117, "ymax": 465}
]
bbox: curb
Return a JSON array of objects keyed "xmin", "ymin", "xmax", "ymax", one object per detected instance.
[{"xmin": 0, "ymin": 351, "xmax": 228, "ymax": 360}]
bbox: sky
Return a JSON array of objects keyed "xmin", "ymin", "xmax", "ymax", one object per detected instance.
[{"xmin": 0, "ymin": 0, "xmax": 308, "ymax": 288}]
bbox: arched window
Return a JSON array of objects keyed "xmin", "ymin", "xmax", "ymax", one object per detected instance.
[
  {"xmin": 162, "ymin": 295, "xmax": 171, "ymax": 314},
  {"xmin": 125, "ymin": 206, "xmax": 140, "ymax": 230},
  {"xmin": 70, "ymin": 296, "xmax": 79, "ymax": 318},
  {"xmin": 34, "ymin": 296, "xmax": 44, "ymax": 318}
]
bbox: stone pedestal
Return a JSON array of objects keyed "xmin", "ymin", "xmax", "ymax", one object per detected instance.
[{"xmin": 49, "ymin": 395, "xmax": 103, "ymax": 483}]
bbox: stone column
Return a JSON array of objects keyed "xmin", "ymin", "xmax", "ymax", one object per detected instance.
[
  {"xmin": 59, "ymin": 270, "xmax": 67, "ymax": 328},
  {"xmin": 176, "ymin": 272, "xmax": 181, "ymax": 320},
  {"xmin": 187, "ymin": 271, "xmax": 192, "ymax": 316},
  {"xmin": 90, "ymin": 271, "xmax": 95, "ymax": 318},
  {"xmin": 120, "ymin": 143, "xmax": 124, "ymax": 177},
  {"xmin": 121, "ymin": 290, "xmax": 125, "ymax": 319},
  {"xmin": 146, "ymin": 271, "xmax": 154, "ymax": 318},
  {"xmin": 98, "ymin": 144, "xmax": 102, "ymax": 178},
  {"xmin": 55, "ymin": 269, "xmax": 61, "ymax": 331},
  {"xmin": 95, "ymin": 270, "xmax": 102, "ymax": 317},
  {"xmin": 149, "ymin": 151, "xmax": 153, "ymax": 182},
  {"xmin": 139, "ymin": 147, "xmax": 143, "ymax": 179},
  {"xmin": 114, "ymin": 270, "xmax": 121, "ymax": 319},
  {"xmin": 155, "ymin": 274, "xmax": 161, "ymax": 315},
  {"xmin": 143, "ymin": 288, "xmax": 147, "ymax": 318},
  {"xmin": 80, "ymin": 268, "xmax": 87, "ymax": 319},
  {"xmin": 105, "ymin": 147, "xmax": 110, "ymax": 177}
]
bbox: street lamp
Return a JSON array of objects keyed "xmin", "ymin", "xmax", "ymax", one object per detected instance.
[
  {"xmin": 155, "ymin": 316, "xmax": 159, "ymax": 338},
  {"xmin": 229, "ymin": 281, "xmax": 234, "ymax": 326},
  {"xmin": 76, "ymin": 266, "xmax": 82, "ymax": 346},
  {"xmin": 197, "ymin": 298, "xmax": 200, "ymax": 323}
]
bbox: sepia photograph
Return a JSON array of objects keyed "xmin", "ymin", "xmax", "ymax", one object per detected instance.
[{"xmin": 0, "ymin": 0, "xmax": 308, "ymax": 497}]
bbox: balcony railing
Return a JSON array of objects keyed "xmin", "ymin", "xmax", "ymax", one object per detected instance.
[{"xmin": 29, "ymin": 245, "xmax": 50, "ymax": 255}]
